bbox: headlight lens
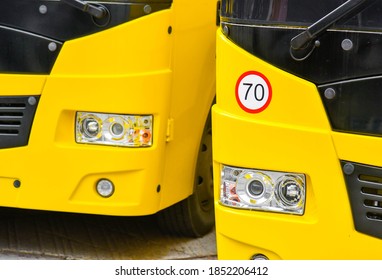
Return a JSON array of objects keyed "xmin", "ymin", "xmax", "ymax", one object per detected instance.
[
  {"xmin": 76, "ymin": 112, "xmax": 153, "ymax": 147},
  {"xmin": 220, "ymin": 165, "xmax": 306, "ymax": 215},
  {"xmin": 275, "ymin": 175, "xmax": 305, "ymax": 210},
  {"xmin": 236, "ymin": 171, "xmax": 274, "ymax": 206},
  {"xmin": 80, "ymin": 115, "xmax": 102, "ymax": 139}
]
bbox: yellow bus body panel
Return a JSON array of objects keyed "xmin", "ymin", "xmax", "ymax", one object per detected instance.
[
  {"xmin": 213, "ymin": 31, "xmax": 382, "ymax": 259},
  {"xmin": 0, "ymin": 2, "xmax": 216, "ymax": 216}
]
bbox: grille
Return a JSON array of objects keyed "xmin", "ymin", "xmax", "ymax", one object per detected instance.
[
  {"xmin": 0, "ymin": 96, "xmax": 39, "ymax": 148},
  {"xmin": 342, "ymin": 161, "xmax": 382, "ymax": 239}
]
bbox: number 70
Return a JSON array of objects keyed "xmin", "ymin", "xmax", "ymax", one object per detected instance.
[{"xmin": 243, "ymin": 83, "xmax": 265, "ymax": 101}]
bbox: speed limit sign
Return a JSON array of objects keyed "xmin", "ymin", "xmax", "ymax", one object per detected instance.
[{"xmin": 235, "ymin": 71, "xmax": 272, "ymax": 113}]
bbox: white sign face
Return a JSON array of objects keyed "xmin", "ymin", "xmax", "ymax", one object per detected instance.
[{"xmin": 235, "ymin": 71, "xmax": 272, "ymax": 113}]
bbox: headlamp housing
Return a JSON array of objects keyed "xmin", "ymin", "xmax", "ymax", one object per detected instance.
[
  {"xmin": 76, "ymin": 112, "xmax": 153, "ymax": 147},
  {"xmin": 220, "ymin": 165, "xmax": 306, "ymax": 215}
]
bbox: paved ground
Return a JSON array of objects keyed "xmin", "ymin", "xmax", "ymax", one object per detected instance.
[{"xmin": 0, "ymin": 207, "xmax": 217, "ymax": 260}]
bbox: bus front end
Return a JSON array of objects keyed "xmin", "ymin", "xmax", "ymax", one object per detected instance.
[
  {"xmin": 0, "ymin": 0, "xmax": 217, "ymax": 237},
  {"xmin": 214, "ymin": 0, "xmax": 382, "ymax": 259}
]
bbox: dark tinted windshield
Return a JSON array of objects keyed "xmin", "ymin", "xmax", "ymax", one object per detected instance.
[{"xmin": 221, "ymin": 0, "xmax": 382, "ymax": 31}]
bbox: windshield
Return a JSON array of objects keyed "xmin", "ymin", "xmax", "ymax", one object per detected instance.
[{"xmin": 221, "ymin": 0, "xmax": 382, "ymax": 32}]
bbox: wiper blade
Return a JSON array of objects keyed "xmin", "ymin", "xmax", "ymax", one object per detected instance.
[
  {"xmin": 291, "ymin": 0, "xmax": 369, "ymax": 50},
  {"xmin": 61, "ymin": 0, "xmax": 108, "ymax": 19}
]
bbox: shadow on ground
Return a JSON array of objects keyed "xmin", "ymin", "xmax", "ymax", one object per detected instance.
[{"xmin": 0, "ymin": 207, "xmax": 217, "ymax": 260}]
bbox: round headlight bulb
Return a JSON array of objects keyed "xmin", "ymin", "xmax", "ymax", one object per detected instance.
[
  {"xmin": 110, "ymin": 122, "xmax": 124, "ymax": 137},
  {"xmin": 236, "ymin": 171, "xmax": 274, "ymax": 206},
  {"xmin": 247, "ymin": 180, "xmax": 264, "ymax": 197},
  {"xmin": 96, "ymin": 179, "xmax": 114, "ymax": 198},
  {"xmin": 81, "ymin": 117, "xmax": 101, "ymax": 139},
  {"xmin": 275, "ymin": 175, "xmax": 304, "ymax": 208}
]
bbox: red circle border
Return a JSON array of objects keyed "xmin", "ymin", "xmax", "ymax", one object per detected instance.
[{"xmin": 235, "ymin": 71, "xmax": 272, "ymax": 114}]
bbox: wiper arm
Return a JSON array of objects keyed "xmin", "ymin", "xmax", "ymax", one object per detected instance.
[
  {"xmin": 61, "ymin": 0, "xmax": 108, "ymax": 19},
  {"xmin": 291, "ymin": 0, "xmax": 369, "ymax": 51}
]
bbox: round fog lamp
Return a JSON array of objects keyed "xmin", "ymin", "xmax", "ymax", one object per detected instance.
[
  {"xmin": 250, "ymin": 254, "xmax": 269, "ymax": 260},
  {"xmin": 96, "ymin": 179, "xmax": 114, "ymax": 198}
]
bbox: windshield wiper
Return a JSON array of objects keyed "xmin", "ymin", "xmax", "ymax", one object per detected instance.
[
  {"xmin": 290, "ymin": 0, "xmax": 370, "ymax": 51},
  {"xmin": 61, "ymin": 0, "xmax": 109, "ymax": 19}
]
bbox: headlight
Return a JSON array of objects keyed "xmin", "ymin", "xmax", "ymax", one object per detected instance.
[
  {"xmin": 76, "ymin": 112, "xmax": 153, "ymax": 147},
  {"xmin": 275, "ymin": 175, "xmax": 305, "ymax": 210},
  {"xmin": 220, "ymin": 165, "xmax": 306, "ymax": 215}
]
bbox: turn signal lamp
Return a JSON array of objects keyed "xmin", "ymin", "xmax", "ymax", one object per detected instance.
[
  {"xmin": 76, "ymin": 112, "xmax": 153, "ymax": 147},
  {"xmin": 220, "ymin": 165, "xmax": 305, "ymax": 215}
]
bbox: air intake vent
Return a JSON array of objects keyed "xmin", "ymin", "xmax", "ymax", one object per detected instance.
[
  {"xmin": 342, "ymin": 161, "xmax": 382, "ymax": 239},
  {"xmin": 0, "ymin": 96, "xmax": 39, "ymax": 148}
]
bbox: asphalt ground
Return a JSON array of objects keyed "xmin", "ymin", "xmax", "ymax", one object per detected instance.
[{"xmin": 0, "ymin": 207, "xmax": 217, "ymax": 260}]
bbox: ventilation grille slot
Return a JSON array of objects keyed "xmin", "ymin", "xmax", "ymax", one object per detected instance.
[
  {"xmin": 343, "ymin": 161, "xmax": 382, "ymax": 239},
  {"xmin": 0, "ymin": 96, "xmax": 39, "ymax": 148},
  {"xmin": 0, "ymin": 102, "xmax": 26, "ymax": 135}
]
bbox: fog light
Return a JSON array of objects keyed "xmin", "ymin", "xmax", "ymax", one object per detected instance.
[
  {"xmin": 220, "ymin": 165, "xmax": 306, "ymax": 215},
  {"xmin": 251, "ymin": 254, "xmax": 269, "ymax": 260},
  {"xmin": 96, "ymin": 179, "xmax": 114, "ymax": 198}
]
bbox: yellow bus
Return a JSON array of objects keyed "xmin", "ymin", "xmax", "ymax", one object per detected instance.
[
  {"xmin": 0, "ymin": 0, "xmax": 217, "ymax": 237},
  {"xmin": 213, "ymin": 0, "xmax": 382, "ymax": 258}
]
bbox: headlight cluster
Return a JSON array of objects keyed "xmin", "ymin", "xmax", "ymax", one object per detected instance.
[
  {"xmin": 76, "ymin": 112, "xmax": 153, "ymax": 147},
  {"xmin": 220, "ymin": 165, "xmax": 306, "ymax": 215}
]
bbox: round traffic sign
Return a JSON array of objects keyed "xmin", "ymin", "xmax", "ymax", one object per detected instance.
[{"xmin": 235, "ymin": 71, "xmax": 272, "ymax": 113}]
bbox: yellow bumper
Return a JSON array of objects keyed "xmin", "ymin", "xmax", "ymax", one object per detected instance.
[{"xmin": 213, "ymin": 31, "xmax": 382, "ymax": 259}]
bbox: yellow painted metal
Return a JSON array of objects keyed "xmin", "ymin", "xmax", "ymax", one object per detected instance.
[
  {"xmin": 213, "ymin": 30, "xmax": 382, "ymax": 259},
  {"xmin": 0, "ymin": 1, "xmax": 216, "ymax": 216},
  {"xmin": 159, "ymin": 1, "xmax": 216, "ymax": 209}
]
